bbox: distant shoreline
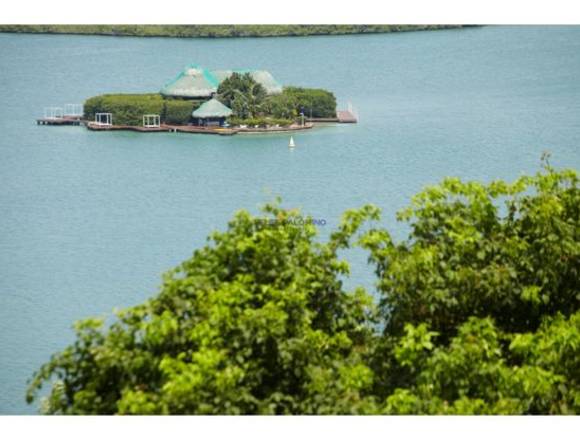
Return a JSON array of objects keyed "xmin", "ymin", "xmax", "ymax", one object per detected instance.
[{"xmin": 0, "ymin": 25, "xmax": 472, "ymax": 39}]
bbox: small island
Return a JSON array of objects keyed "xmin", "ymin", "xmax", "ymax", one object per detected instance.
[{"xmin": 38, "ymin": 64, "xmax": 357, "ymax": 135}]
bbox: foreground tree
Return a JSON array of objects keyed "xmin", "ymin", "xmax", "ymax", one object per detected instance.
[
  {"xmin": 362, "ymin": 162, "xmax": 580, "ymax": 414},
  {"xmin": 27, "ymin": 164, "xmax": 579, "ymax": 414},
  {"xmin": 27, "ymin": 202, "xmax": 379, "ymax": 414}
]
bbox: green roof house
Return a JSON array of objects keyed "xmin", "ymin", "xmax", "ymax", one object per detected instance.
[
  {"xmin": 161, "ymin": 65, "xmax": 283, "ymax": 98},
  {"xmin": 192, "ymin": 98, "xmax": 232, "ymax": 127}
]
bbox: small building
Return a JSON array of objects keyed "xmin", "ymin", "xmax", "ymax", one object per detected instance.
[
  {"xmin": 161, "ymin": 64, "xmax": 282, "ymax": 99},
  {"xmin": 192, "ymin": 98, "xmax": 232, "ymax": 127}
]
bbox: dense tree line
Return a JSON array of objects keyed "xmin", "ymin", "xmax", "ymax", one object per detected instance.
[
  {"xmin": 217, "ymin": 73, "xmax": 337, "ymax": 123},
  {"xmin": 27, "ymin": 163, "xmax": 579, "ymax": 414},
  {"xmin": 83, "ymin": 75, "xmax": 337, "ymax": 127},
  {"xmin": 83, "ymin": 94, "xmax": 201, "ymax": 126},
  {"xmin": 0, "ymin": 25, "xmax": 467, "ymax": 39}
]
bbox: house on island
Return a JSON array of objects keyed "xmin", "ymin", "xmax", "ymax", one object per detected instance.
[
  {"xmin": 160, "ymin": 64, "xmax": 283, "ymax": 99},
  {"xmin": 192, "ymin": 97, "xmax": 233, "ymax": 127}
]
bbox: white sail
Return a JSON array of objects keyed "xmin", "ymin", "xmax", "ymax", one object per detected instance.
[{"xmin": 289, "ymin": 136, "xmax": 295, "ymax": 148}]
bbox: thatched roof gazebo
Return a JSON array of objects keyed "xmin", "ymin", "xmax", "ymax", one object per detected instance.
[
  {"xmin": 192, "ymin": 98, "xmax": 233, "ymax": 127},
  {"xmin": 160, "ymin": 65, "xmax": 219, "ymax": 98}
]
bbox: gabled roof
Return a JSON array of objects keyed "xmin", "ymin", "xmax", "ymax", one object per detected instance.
[
  {"xmin": 161, "ymin": 65, "xmax": 219, "ymax": 98},
  {"xmin": 192, "ymin": 98, "xmax": 233, "ymax": 118}
]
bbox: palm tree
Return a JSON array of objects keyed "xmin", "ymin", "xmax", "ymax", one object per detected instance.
[{"xmin": 217, "ymin": 73, "xmax": 267, "ymax": 119}]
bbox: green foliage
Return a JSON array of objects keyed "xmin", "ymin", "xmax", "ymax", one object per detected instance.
[
  {"xmin": 84, "ymin": 94, "xmax": 165, "ymax": 126},
  {"xmin": 364, "ymin": 165, "xmax": 579, "ymax": 336},
  {"xmin": 0, "ymin": 25, "xmax": 467, "ymax": 39},
  {"xmin": 82, "ymin": 84, "xmax": 336, "ymax": 126},
  {"xmin": 217, "ymin": 73, "xmax": 267, "ymax": 119},
  {"xmin": 263, "ymin": 93, "xmax": 298, "ymax": 119},
  {"xmin": 27, "ymin": 165, "xmax": 580, "ymax": 414},
  {"xmin": 164, "ymin": 99, "xmax": 201, "ymax": 125},
  {"xmin": 283, "ymin": 87, "xmax": 337, "ymax": 118},
  {"xmin": 362, "ymin": 163, "xmax": 580, "ymax": 414},
  {"xmin": 228, "ymin": 117, "xmax": 294, "ymax": 128},
  {"xmin": 383, "ymin": 314, "xmax": 580, "ymax": 414},
  {"xmin": 83, "ymin": 94, "xmax": 202, "ymax": 126},
  {"xmin": 27, "ymin": 201, "xmax": 377, "ymax": 414}
]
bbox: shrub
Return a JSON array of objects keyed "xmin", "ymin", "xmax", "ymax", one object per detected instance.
[
  {"xmin": 228, "ymin": 117, "xmax": 294, "ymax": 128},
  {"xmin": 83, "ymin": 94, "xmax": 204, "ymax": 126},
  {"xmin": 164, "ymin": 99, "xmax": 201, "ymax": 125},
  {"xmin": 84, "ymin": 94, "xmax": 165, "ymax": 126},
  {"xmin": 268, "ymin": 118, "xmax": 294, "ymax": 127},
  {"xmin": 263, "ymin": 93, "xmax": 298, "ymax": 119}
]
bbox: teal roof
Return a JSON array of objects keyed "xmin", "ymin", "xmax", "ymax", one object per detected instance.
[
  {"xmin": 161, "ymin": 65, "xmax": 219, "ymax": 98},
  {"xmin": 192, "ymin": 98, "xmax": 232, "ymax": 118},
  {"xmin": 161, "ymin": 64, "xmax": 283, "ymax": 98}
]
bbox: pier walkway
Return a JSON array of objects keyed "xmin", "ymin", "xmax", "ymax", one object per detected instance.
[
  {"xmin": 36, "ymin": 116, "xmax": 83, "ymax": 126},
  {"xmin": 84, "ymin": 122, "xmax": 315, "ymax": 135},
  {"xmin": 307, "ymin": 109, "xmax": 358, "ymax": 124}
]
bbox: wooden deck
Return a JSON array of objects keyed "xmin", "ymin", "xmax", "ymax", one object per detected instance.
[
  {"xmin": 337, "ymin": 110, "xmax": 358, "ymax": 123},
  {"xmin": 170, "ymin": 125, "xmax": 238, "ymax": 136},
  {"xmin": 36, "ymin": 116, "xmax": 83, "ymax": 126},
  {"xmin": 236, "ymin": 123, "xmax": 314, "ymax": 133},
  {"xmin": 39, "ymin": 119, "xmax": 341, "ymax": 135},
  {"xmin": 87, "ymin": 123, "xmax": 172, "ymax": 133},
  {"xmin": 307, "ymin": 110, "xmax": 358, "ymax": 124},
  {"xmin": 85, "ymin": 122, "xmax": 314, "ymax": 135},
  {"xmin": 86, "ymin": 123, "xmax": 238, "ymax": 135}
]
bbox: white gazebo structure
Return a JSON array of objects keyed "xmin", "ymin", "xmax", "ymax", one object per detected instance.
[
  {"xmin": 44, "ymin": 107, "xmax": 64, "ymax": 120},
  {"xmin": 94, "ymin": 113, "xmax": 113, "ymax": 126},
  {"xmin": 143, "ymin": 114, "xmax": 161, "ymax": 128},
  {"xmin": 64, "ymin": 104, "xmax": 83, "ymax": 117}
]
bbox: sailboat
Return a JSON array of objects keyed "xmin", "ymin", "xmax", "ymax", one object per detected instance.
[{"xmin": 289, "ymin": 136, "xmax": 295, "ymax": 148}]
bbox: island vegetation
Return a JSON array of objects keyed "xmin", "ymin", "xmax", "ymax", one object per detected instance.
[
  {"xmin": 0, "ymin": 25, "xmax": 467, "ymax": 39},
  {"xmin": 84, "ymin": 72, "xmax": 337, "ymax": 128},
  {"xmin": 26, "ymin": 162, "xmax": 580, "ymax": 415}
]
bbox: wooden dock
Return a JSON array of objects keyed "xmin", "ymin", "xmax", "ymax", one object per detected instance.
[
  {"xmin": 307, "ymin": 110, "xmax": 358, "ymax": 124},
  {"xmin": 337, "ymin": 110, "xmax": 358, "ymax": 123},
  {"xmin": 36, "ymin": 116, "xmax": 83, "ymax": 126},
  {"xmin": 170, "ymin": 125, "xmax": 238, "ymax": 136},
  {"xmin": 85, "ymin": 122, "xmax": 314, "ymax": 135},
  {"xmin": 87, "ymin": 123, "xmax": 172, "ymax": 133},
  {"xmin": 86, "ymin": 123, "xmax": 238, "ymax": 135},
  {"xmin": 236, "ymin": 123, "xmax": 314, "ymax": 133},
  {"xmin": 39, "ymin": 119, "xmax": 337, "ymax": 135}
]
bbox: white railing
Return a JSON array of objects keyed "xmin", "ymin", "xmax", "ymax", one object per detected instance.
[
  {"xmin": 44, "ymin": 107, "xmax": 64, "ymax": 119},
  {"xmin": 64, "ymin": 104, "xmax": 83, "ymax": 117},
  {"xmin": 95, "ymin": 113, "xmax": 113, "ymax": 126},
  {"xmin": 143, "ymin": 114, "xmax": 161, "ymax": 128}
]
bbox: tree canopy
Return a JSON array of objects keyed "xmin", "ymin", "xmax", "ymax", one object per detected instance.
[
  {"xmin": 27, "ymin": 164, "xmax": 580, "ymax": 414},
  {"xmin": 217, "ymin": 73, "xmax": 267, "ymax": 119},
  {"xmin": 0, "ymin": 25, "xmax": 466, "ymax": 39}
]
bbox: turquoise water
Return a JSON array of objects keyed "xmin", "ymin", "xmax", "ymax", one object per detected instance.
[{"xmin": 1, "ymin": 26, "xmax": 579, "ymax": 414}]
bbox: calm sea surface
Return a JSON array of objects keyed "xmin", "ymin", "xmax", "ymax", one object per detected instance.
[{"xmin": 1, "ymin": 26, "xmax": 579, "ymax": 414}]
